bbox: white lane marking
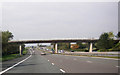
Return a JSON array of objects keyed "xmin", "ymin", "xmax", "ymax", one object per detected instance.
[
  {"xmin": 114, "ymin": 59, "xmax": 120, "ymax": 60},
  {"xmin": 73, "ymin": 58, "xmax": 77, "ymax": 60},
  {"xmin": 33, "ymin": 50, "xmax": 34, "ymax": 53},
  {"xmin": 31, "ymin": 49, "xmax": 34, "ymax": 53},
  {"xmin": 48, "ymin": 60, "xmax": 49, "ymax": 61},
  {"xmin": 52, "ymin": 63, "xmax": 54, "ymax": 65},
  {"xmin": 0, "ymin": 50, "xmax": 32, "ymax": 74},
  {"xmin": 102, "ymin": 58, "xmax": 116, "ymax": 60},
  {"xmin": 116, "ymin": 66, "xmax": 119, "ymax": 68},
  {"xmin": 64, "ymin": 54, "xmax": 119, "ymax": 60},
  {"xmin": 60, "ymin": 69, "xmax": 65, "ymax": 73},
  {"xmin": 91, "ymin": 57, "xmax": 119, "ymax": 60},
  {"xmin": 86, "ymin": 61, "xmax": 92, "ymax": 63}
]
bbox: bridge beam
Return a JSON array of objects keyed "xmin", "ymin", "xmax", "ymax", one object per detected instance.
[
  {"xmin": 55, "ymin": 43, "xmax": 58, "ymax": 53},
  {"xmin": 19, "ymin": 45, "xmax": 22, "ymax": 56},
  {"xmin": 89, "ymin": 42, "xmax": 93, "ymax": 52}
]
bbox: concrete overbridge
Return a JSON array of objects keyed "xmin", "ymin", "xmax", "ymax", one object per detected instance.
[{"xmin": 8, "ymin": 38, "xmax": 120, "ymax": 55}]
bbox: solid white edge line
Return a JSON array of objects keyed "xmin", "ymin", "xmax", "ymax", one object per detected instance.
[
  {"xmin": 60, "ymin": 69, "xmax": 65, "ymax": 73},
  {"xmin": 0, "ymin": 50, "xmax": 32, "ymax": 74},
  {"xmin": 64, "ymin": 54, "xmax": 119, "ymax": 60},
  {"xmin": 52, "ymin": 63, "xmax": 54, "ymax": 65},
  {"xmin": 90, "ymin": 57, "xmax": 119, "ymax": 60}
]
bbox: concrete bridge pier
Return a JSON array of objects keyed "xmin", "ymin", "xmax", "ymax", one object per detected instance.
[
  {"xmin": 55, "ymin": 43, "xmax": 58, "ymax": 53},
  {"xmin": 19, "ymin": 45, "xmax": 22, "ymax": 56},
  {"xmin": 89, "ymin": 42, "xmax": 93, "ymax": 52}
]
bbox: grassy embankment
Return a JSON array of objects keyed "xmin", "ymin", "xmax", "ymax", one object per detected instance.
[{"xmin": 1, "ymin": 49, "xmax": 27, "ymax": 61}]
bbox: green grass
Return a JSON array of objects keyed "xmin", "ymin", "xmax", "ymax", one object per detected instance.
[
  {"xmin": 22, "ymin": 49, "xmax": 27, "ymax": 55},
  {"xmin": 2, "ymin": 54, "xmax": 21, "ymax": 61},
  {"xmin": 1, "ymin": 49, "xmax": 28, "ymax": 61}
]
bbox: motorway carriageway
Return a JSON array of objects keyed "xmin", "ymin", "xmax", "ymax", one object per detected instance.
[{"xmin": 1, "ymin": 49, "xmax": 119, "ymax": 74}]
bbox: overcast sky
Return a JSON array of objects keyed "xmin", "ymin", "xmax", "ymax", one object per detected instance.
[{"xmin": 2, "ymin": 2, "xmax": 118, "ymax": 40}]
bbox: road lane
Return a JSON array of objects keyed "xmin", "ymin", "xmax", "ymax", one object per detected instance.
[
  {"xmin": 2, "ymin": 49, "xmax": 119, "ymax": 73},
  {"xmin": 43, "ymin": 53, "xmax": 118, "ymax": 73},
  {"xmin": 3, "ymin": 49, "xmax": 62, "ymax": 73},
  {"xmin": 2, "ymin": 50, "xmax": 31, "ymax": 71}
]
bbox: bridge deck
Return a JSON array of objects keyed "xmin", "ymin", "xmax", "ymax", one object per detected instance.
[{"xmin": 8, "ymin": 39, "xmax": 119, "ymax": 44}]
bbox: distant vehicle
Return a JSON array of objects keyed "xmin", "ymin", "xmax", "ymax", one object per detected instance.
[
  {"xmin": 58, "ymin": 50, "xmax": 64, "ymax": 53},
  {"xmin": 41, "ymin": 52, "xmax": 46, "ymax": 55},
  {"xmin": 71, "ymin": 50, "xmax": 74, "ymax": 52},
  {"xmin": 58, "ymin": 50, "xmax": 61, "ymax": 53}
]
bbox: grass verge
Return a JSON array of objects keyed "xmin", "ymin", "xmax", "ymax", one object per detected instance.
[
  {"xmin": 2, "ymin": 54, "xmax": 21, "ymax": 61},
  {"xmin": 22, "ymin": 49, "xmax": 27, "ymax": 55},
  {"xmin": 1, "ymin": 49, "xmax": 28, "ymax": 61}
]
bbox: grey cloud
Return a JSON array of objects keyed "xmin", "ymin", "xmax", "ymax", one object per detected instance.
[{"xmin": 2, "ymin": 2, "xmax": 118, "ymax": 40}]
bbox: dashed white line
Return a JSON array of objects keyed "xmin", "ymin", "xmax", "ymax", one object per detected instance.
[
  {"xmin": 52, "ymin": 63, "xmax": 54, "ymax": 65},
  {"xmin": 73, "ymin": 58, "xmax": 77, "ymax": 60},
  {"xmin": 48, "ymin": 60, "xmax": 49, "ymax": 61},
  {"xmin": 0, "ymin": 50, "xmax": 32, "ymax": 75},
  {"xmin": 91, "ymin": 57, "xmax": 119, "ymax": 60},
  {"xmin": 60, "ymin": 69, "xmax": 65, "ymax": 73},
  {"xmin": 86, "ymin": 61, "xmax": 92, "ymax": 63},
  {"xmin": 116, "ymin": 66, "xmax": 119, "ymax": 68},
  {"xmin": 113, "ymin": 59, "xmax": 120, "ymax": 61}
]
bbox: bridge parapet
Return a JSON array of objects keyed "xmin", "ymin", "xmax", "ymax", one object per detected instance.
[{"xmin": 8, "ymin": 38, "xmax": 120, "ymax": 44}]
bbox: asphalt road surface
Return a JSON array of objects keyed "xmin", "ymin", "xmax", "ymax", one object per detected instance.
[
  {"xmin": 2, "ymin": 49, "xmax": 62, "ymax": 73},
  {"xmin": 1, "ymin": 49, "xmax": 119, "ymax": 74}
]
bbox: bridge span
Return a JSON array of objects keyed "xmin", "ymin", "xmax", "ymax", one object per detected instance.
[
  {"xmin": 8, "ymin": 38, "xmax": 120, "ymax": 55},
  {"xmin": 8, "ymin": 38, "xmax": 99, "ymax": 43}
]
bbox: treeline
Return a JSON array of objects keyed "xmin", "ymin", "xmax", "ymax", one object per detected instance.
[
  {"xmin": 96, "ymin": 32, "xmax": 119, "ymax": 51},
  {"xmin": 52, "ymin": 32, "xmax": 120, "ymax": 52},
  {"xmin": 2, "ymin": 31, "xmax": 25, "ymax": 56}
]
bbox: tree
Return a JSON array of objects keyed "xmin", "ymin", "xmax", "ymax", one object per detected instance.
[
  {"xmin": 2, "ymin": 31, "xmax": 14, "ymax": 55},
  {"xmin": 77, "ymin": 42, "xmax": 87, "ymax": 49},
  {"xmin": 116, "ymin": 32, "xmax": 120, "ymax": 38},
  {"xmin": 108, "ymin": 32, "xmax": 114, "ymax": 39},
  {"xmin": 2, "ymin": 31, "xmax": 13, "ymax": 44},
  {"xmin": 2, "ymin": 31, "xmax": 24, "ymax": 55},
  {"xmin": 96, "ymin": 32, "xmax": 114, "ymax": 49},
  {"xmin": 57, "ymin": 43, "xmax": 70, "ymax": 50},
  {"xmin": 112, "ymin": 32, "xmax": 120, "ymax": 51}
]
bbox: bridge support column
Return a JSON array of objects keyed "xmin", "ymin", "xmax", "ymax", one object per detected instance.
[
  {"xmin": 55, "ymin": 43, "xmax": 58, "ymax": 53},
  {"xmin": 19, "ymin": 45, "xmax": 22, "ymax": 56},
  {"xmin": 89, "ymin": 42, "xmax": 93, "ymax": 52}
]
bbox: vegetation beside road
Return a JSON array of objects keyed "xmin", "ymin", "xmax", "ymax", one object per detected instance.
[
  {"xmin": 2, "ymin": 54, "xmax": 21, "ymax": 61},
  {"xmin": 51, "ymin": 32, "xmax": 120, "ymax": 52},
  {"xmin": 1, "ymin": 30, "xmax": 120, "ymax": 61},
  {"xmin": 1, "ymin": 48, "xmax": 27, "ymax": 61},
  {"xmin": 2, "ymin": 31, "xmax": 25, "ymax": 56},
  {"xmin": 1, "ymin": 31, "xmax": 27, "ymax": 61}
]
